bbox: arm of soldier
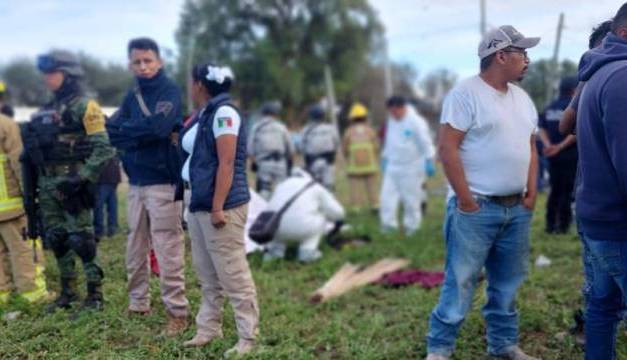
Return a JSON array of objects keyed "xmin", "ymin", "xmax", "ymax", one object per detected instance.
[
  {"xmin": 79, "ymin": 100, "xmax": 117, "ymax": 182},
  {"xmin": 3, "ymin": 119, "xmax": 23, "ymax": 190},
  {"xmin": 119, "ymin": 87, "xmax": 183, "ymax": 142},
  {"xmin": 246, "ymin": 123, "xmax": 257, "ymax": 162},
  {"xmin": 283, "ymin": 125, "xmax": 295, "ymax": 160}
]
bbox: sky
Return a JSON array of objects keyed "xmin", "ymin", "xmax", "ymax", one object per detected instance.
[{"xmin": 0, "ymin": 0, "xmax": 624, "ymax": 79}]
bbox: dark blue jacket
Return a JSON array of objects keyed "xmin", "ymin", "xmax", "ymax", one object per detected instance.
[
  {"xmin": 576, "ymin": 33, "xmax": 627, "ymax": 240},
  {"xmin": 538, "ymin": 95, "xmax": 577, "ymax": 163},
  {"xmin": 108, "ymin": 69, "xmax": 183, "ymax": 186},
  {"xmin": 187, "ymin": 93, "xmax": 250, "ymax": 212}
]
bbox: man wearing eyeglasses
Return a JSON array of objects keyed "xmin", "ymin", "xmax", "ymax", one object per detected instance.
[{"xmin": 426, "ymin": 26, "xmax": 540, "ymax": 360}]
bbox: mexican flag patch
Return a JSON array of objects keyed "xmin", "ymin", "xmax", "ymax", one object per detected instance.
[{"xmin": 217, "ymin": 117, "xmax": 233, "ymax": 128}]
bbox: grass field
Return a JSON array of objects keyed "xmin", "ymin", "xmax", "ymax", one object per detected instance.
[{"xmin": 1, "ymin": 175, "xmax": 625, "ymax": 360}]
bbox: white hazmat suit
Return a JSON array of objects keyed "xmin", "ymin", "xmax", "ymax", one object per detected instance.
[
  {"xmin": 264, "ymin": 169, "xmax": 345, "ymax": 262},
  {"xmin": 380, "ymin": 106, "xmax": 435, "ymax": 234}
]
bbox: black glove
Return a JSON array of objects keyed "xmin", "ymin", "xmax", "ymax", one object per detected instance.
[{"xmin": 57, "ymin": 174, "xmax": 85, "ymax": 197}]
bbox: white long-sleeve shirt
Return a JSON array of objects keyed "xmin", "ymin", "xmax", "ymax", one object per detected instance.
[
  {"xmin": 382, "ymin": 106, "xmax": 435, "ymax": 169},
  {"xmin": 267, "ymin": 171, "xmax": 344, "ymax": 242}
]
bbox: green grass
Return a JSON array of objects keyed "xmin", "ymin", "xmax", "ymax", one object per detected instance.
[{"xmin": 1, "ymin": 178, "xmax": 625, "ymax": 359}]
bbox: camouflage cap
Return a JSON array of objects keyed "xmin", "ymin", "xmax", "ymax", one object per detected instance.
[{"xmin": 37, "ymin": 50, "xmax": 84, "ymax": 77}]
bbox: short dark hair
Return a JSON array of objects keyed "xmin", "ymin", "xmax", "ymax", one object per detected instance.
[
  {"xmin": 127, "ymin": 37, "xmax": 160, "ymax": 57},
  {"xmin": 612, "ymin": 3, "xmax": 627, "ymax": 33},
  {"xmin": 480, "ymin": 53, "xmax": 496, "ymax": 72},
  {"xmin": 191, "ymin": 63, "xmax": 232, "ymax": 97},
  {"xmin": 590, "ymin": 20, "xmax": 613, "ymax": 49},
  {"xmin": 386, "ymin": 95, "xmax": 406, "ymax": 108}
]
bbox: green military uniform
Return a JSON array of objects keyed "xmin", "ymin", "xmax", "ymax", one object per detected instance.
[{"xmin": 24, "ymin": 50, "xmax": 115, "ymax": 311}]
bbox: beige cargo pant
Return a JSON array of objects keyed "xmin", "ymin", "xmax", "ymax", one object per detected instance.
[
  {"xmin": 126, "ymin": 184, "xmax": 189, "ymax": 317},
  {"xmin": 0, "ymin": 215, "xmax": 45, "ymax": 299},
  {"xmin": 187, "ymin": 204, "xmax": 259, "ymax": 340},
  {"xmin": 348, "ymin": 174, "xmax": 379, "ymax": 210}
]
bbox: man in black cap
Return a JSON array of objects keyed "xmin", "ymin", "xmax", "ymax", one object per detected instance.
[{"xmin": 538, "ymin": 76, "xmax": 578, "ymax": 234}]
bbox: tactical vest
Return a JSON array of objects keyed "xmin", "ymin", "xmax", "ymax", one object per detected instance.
[
  {"xmin": 25, "ymin": 96, "xmax": 94, "ymax": 172},
  {"xmin": 189, "ymin": 93, "xmax": 250, "ymax": 212}
]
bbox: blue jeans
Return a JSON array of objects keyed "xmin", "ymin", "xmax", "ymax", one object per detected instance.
[
  {"xmin": 584, "ymin": 236, "xmax": 627, "ymax": 360},
  {"xmin": 93, "ymin": 183, "xmax": 118, "ymax": 237},
  {"xmin": 427, "ymin": 196, "xmax": 532, "ymax": 356}
]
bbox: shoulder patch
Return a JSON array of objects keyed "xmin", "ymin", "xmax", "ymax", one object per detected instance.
[{"xmin": 83, "ymin": 100, "xmax": 106, "ymax": 135}]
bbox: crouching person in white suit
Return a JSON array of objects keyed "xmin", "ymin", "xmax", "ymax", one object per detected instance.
[{"xmin": 263, "ymin": 168, "xmax": 345, "ymax": 263}]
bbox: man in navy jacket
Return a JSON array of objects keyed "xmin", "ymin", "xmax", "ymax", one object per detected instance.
[
  {"xmin": 576, "ymin": 4, "xmax": 627, "ymax": 358},
  {"xmin": 107, "ymin": 37, "xmax": 189, "ymax": 336}
]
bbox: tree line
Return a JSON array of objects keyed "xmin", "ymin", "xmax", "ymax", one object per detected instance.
[{"xmin": 0, "ymin": 0, "xmax": 578, "ymax": 124}]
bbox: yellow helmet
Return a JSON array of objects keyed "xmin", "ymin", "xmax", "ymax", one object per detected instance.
[
  {"xmin": 348, "ymin": 103, "xmax": 368, "ymax": 120},
  {"xmin": 0, "ymin": 81, "xmax": 5, "ymax": 93}
]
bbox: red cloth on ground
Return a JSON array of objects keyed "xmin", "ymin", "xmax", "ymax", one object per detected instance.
[
  {"xmin": 379, "ymin": 269, "xmax": 444, "ymax": 288},
  {"xmin": 150, "ymin": 249, "xmax": 160, "ymax": 277}
]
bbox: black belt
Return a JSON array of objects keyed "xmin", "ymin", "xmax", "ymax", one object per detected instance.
[{"xmin": 476, "ymin": 193, "xmax": 523, "ymax": 207}]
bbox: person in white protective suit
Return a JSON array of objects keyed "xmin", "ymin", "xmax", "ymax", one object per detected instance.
[
  {"xmin": 299, "ymin": 104, "xmax": 341, "ymax": 190},
  {"xmin": 244, "ymin": 189, "xmax": 267, "ymax": 254},
  {"xmin": 263, "ymin": 168, "xmax": 345, "ymax": 262},
  {"xmin": 380, "ymin": 95, "xmax": 436, "ymax": 235},
  {"xmin": 247, "ymin": 101, "xmax": 294, "ymax": 200}
]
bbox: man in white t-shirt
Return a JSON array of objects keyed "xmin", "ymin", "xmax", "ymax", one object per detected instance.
[{"xmin": 426, "ymin": 26, "xmax": 540, "ymax": 360}]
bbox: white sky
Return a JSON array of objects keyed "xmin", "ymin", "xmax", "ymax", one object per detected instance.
[{"xmin": 0, "ymin": 0, "xmax": 624, "ymax": 78}]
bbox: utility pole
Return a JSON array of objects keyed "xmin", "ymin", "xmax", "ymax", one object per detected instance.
[
  {"xmin": 324, "ymin": 65, "xmax": 338, "ymax": 129},
  {"xmin": 480, "ymin": 0, "xmax": 487, "ymax": 36},
  {"xmin": 546, "ymin": 13, "xmax": 565, "ymax": 104},
  {"xmin": 186, "ymin": 36, "xmax": 197, "ymax": 112},
  {"xmin": 324, "ymin": 64, "xmax": 344, "ymax": 162},
  {"xmin": 383, "ymin": 37, "xmax": 393, "ymax": 98}
]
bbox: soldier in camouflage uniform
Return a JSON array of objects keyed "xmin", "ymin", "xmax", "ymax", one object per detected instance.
[{"xmin": 22, "ymin": 50, "xmax": 115, "ymax": 312}]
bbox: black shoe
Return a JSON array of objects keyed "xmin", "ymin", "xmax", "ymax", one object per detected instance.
[
  {"xmin": 46, "ymin": 278, "xmax": 79, "ymax": 313},
  {"xmin": 82, "ymin": 283, "xmax": 104, "ymax": 311},
  {"xmin": 70, "ymin": 284, "xmax": 104, "ymax": 320},
  {"xmin": 569, "ymin": 309, "xmax": 585, "ymax": 347}
]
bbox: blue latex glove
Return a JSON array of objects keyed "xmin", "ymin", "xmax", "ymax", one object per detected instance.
[
  {"xmin": 425, "ymin": 158, "xmax": 436, "ymax": 177},
  {"xmin": 380, "ymin": 158, "xmax": 387, "ymax": 173}
]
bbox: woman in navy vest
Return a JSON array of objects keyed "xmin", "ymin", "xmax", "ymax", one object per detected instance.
[{"xmin": 180, "ymin": 62, "xmax": 259, "ymax": 358}]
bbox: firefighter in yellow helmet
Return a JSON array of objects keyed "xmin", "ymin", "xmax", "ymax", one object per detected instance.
[
  {"xmin": 0, "ymin": 111, "xmax": 51, "ymax": 306},
  {"xmin": 342, "ymin": 103, "xmax": 380, "ymax": 211}
]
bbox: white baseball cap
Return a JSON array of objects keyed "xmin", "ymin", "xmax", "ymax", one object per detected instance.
[{"xmin": 478, "ymin": 25, "xmax": 540, "ymax": 59}]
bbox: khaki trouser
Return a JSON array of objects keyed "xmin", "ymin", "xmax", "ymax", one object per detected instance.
[
  {"xmin": 126, "ymin": 184, "xmax": 188, "ymax": 317},
  {"xmin": 187, "ymin": 204, "xmax": 259, "ymax": 340},
  {"xmin": 0, "ymin": 215, "xmax": 44, "ymax": 294},
  {"xmin": 348, "ymin": 174, "xmax": 379, "ymax": 210}
]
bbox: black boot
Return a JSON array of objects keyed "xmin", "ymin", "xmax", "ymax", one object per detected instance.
[
  {"xmin": 46, "ymin": 277, "xmax": 78, "ymax": 313},
  {"xmin": 81, "ymin": 282, "xmax": 104, "ymax": 311}
]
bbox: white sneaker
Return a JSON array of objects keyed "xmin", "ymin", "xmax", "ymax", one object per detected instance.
[
  {"xmin": 492, "ymin": 346, "xmax": 539, "ymax": 360},
  {"xmin": 425, "ymin": 354, "xmax": 450, "ymax": 360}
]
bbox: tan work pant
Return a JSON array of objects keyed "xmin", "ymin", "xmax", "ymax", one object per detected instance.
[
  {"xmin": 0, "ymin": 215, "xmax": 43, "ymax": 294},
  {"xmin": 187, "ymin": 204, "xmax": 259, "ymax": 341},
  {"xmin": 348, "ymin": 174, "xmax": 379, "ymax": 210},
  {"xmin": 126, "ymin": 184, "xmax": 188, "ymax": 317}
]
